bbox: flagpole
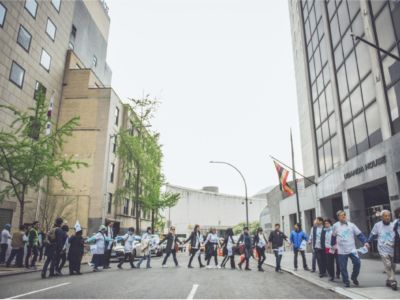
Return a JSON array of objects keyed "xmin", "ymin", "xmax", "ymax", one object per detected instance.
[{"xmin": 291, "ymin": 129, "xmax": 302, "ymax": 226}]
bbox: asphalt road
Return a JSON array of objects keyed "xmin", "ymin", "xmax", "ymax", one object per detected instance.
[{"xmin": 0, "ymin": 253, "xmax": 345, "ymax": 299}]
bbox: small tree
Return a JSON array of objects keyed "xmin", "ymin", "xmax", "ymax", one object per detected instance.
[{"xmin": 0, "ymin": 92, "xmax": 87, "ymax": 225}]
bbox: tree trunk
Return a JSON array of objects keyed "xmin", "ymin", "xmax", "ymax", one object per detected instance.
[
  {"xmin": 151, "ymin": 209, "xmax": 155, "ymax": 232},
  {"xmin": 19, "ymin": 194, "xmax": 25, "ymax": 226}
]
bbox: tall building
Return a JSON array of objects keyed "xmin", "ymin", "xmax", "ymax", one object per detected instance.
[
  {"xmin": 288, "ymin": 0, "xmax": 400, "ymax": 236},
  {"xmin": 0, "ymin": 0, "xmax": 141, "ymax": 233}
]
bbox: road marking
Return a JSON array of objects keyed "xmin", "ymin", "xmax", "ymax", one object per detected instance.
[
  {"xmin": 7, "ymin": 282, "xmax": 71, "ymax": 299},
  {"xmin": 187, "ymin": 284, "xmax": 199, "ymax": 299}
]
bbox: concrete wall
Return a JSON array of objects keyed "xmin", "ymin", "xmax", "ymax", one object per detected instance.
[
  {"xmin": 163, "ymin": 185, "xmax": 267, "ymax": 237},
  {"xmin": 71, "ymin": 0, "xmax": 111, "ymax": 86}
]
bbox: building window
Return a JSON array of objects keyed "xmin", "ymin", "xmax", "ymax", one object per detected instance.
[
  {"xmin": 9, "ymin": 61, "xmax": 25, "ymax": 88},
  {"xmin": 40, "ymin": 49, "xmax": 51, "ymax": 72},
  {"xmin": 51, "ymin": 0, "xmax": 61, "ymax": 12},
  {"xmin": 70, "ymin": 25, "xmax": 77, "ymax": 39},
  {"xmin": 46, "ymin": 18, "xmax": 57, "ymax": 41},
  {"xmin": 123, "ymin": 199, "xmax": 129, "ymax": 215},
  {"xmin": 34, "ymin": 81, "xmax": 46, "ymax": 101},
  {"xmin": 0, "ymin": 2, "xmax": 6, "ymax": 27},
  {"xmin": 110, "ymin": 163, "xmax": 115, "ymax": 183},
  {"xmin": 130, "ymin": 203, "xmax": 135, "ymax": 217},
  {"xmin": 25, "ymin": 0, "xmax": 37, "ymax": 18},
  {"xmin": 92, "ymin": 55, "xmax": 97, "ymax": 68},
  {"xmin": 370, "ymin": 0, "xmax": 400, "ymax": 134},
  {"xmin": 17, "ymin": 25, "xmax": 32, "ymax": 52},
  {"xmin": 107, "ymin": 193, "xmax": 112, "ymax": 214},
  {"xmin": 112, "ymin": 135, "xmax": 117, "ymax": 153},
  {"xmin": 115, "ymin": 107, "xmax": 120, "ymax": 126}
]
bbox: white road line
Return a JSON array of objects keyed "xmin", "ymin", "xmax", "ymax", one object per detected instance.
[
  {"xmin": 6, "ymin": 282, "xmax": 71, "ymax": 299},
  {"xmin": 187, "ymin": 284, "xmax": 199, "ymax": 300}
]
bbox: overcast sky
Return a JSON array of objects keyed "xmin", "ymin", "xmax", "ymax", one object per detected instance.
[{"xmin": 107, "ymin": 0, "xmax": 303, "ymax": 197}]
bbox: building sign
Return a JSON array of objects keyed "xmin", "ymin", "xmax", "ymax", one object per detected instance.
[{"xmin": 344, "ymin": 156, "xmax": 386, "ymax": 180}]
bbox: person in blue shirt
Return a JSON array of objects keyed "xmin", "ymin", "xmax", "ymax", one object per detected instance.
[{"xmin": 290, "ymin": 223, "xmax": 309, "ymax": 271}]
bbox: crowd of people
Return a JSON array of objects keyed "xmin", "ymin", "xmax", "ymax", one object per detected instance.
[{"xmin": 0, "ymin": 207, "xmax": 399, "ymax": 291}]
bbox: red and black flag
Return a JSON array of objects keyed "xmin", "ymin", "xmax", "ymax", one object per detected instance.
[{"xmin": 273, "ymin": 161, "xmax": 294, "ymax": 196}]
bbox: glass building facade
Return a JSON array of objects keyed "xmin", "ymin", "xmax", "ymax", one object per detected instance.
[{"xmin": 301, "ymin": 0, "xmax": 400, "ymax": 175}]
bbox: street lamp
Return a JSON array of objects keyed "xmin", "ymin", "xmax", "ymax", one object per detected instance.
[
  {"xmin": 350, "ymin": 33, "xmax": 400, "ymax": 61},
  {"xmin": 209, "ymin": 161, "xmax": 250, "ymax": 228}
]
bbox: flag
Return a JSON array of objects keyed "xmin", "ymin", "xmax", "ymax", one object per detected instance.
[{"xmin": 273, "ymin": 161, "xmax": 294, "ymax": 196}]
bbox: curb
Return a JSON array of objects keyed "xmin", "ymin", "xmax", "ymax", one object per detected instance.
[
  {"xmin": 0, "ymin": 262, "xmax": 90, "ymax": 278},
  {"xmin": 264, "ymin": 262, "xmax": 367, "ymax": 299}
]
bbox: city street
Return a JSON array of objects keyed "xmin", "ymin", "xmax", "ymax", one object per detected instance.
[{"xmin": 0, "ymin": 254, "xmax": 344, "ymax": 299}]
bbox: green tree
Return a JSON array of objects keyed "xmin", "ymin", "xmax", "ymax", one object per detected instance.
[
  {"xmin": 0, "ymin": 92, "xmax": 87, "ymax": 225},
  {"xmin": 115, "ymin": 96, "xmax": 179, "ymax": 232},
  {"xmin": 233, "ymin": 221, "xmax": 261, "ymax": 235}
]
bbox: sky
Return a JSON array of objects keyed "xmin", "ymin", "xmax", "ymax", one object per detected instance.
[{"xmin": 107, "ymin": 0, "xmax": 303, "ymax": 197}]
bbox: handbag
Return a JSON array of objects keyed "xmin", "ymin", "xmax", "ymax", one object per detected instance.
[{"xmin": 174, "ymin": 242, "xmax": 179, "ymax": 252}]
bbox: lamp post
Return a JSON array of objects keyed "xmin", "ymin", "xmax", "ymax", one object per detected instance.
[{"xmin": 209, "ymin": 161, "xmax": 249, "ymax": 228}]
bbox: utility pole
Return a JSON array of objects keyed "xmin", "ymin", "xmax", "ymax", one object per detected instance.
[{"xmin": 290, "ymin": 129, "xmax": 301, "ymax": 225}]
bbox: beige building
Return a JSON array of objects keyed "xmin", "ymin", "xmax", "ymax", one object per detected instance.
[
  {"xmin": 0, "ymin": 0, "xmax": 143, "ymax": 234},
  {"xmin": 0, "ymin": 0, "xmax": 75, "ymax": 227}
]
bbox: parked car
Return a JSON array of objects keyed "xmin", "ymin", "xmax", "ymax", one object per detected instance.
[
  {"xmin": 149, "ymin": 234, "xmax": 163, "ymax": 257},
  {"xmin": 110, "ymin": 235, "xmax": 141, "ymax": 262}
]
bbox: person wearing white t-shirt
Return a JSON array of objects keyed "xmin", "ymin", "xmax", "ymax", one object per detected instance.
[
  {"xmin": 368, "ymin": 210, "xmax": 397, "ymax": 290},
  {"xmin": 331, "ymin": 210, "xmax": 369, "ymax": 288}
]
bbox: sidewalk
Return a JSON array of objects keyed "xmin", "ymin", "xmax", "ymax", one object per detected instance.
[
  {"xmin": 0, "ymin": 254, "xmax": 91, "ymax": 277},
  {"xmin": 265, "ymin": 252, "xmax": 400, "ymax": 299}
]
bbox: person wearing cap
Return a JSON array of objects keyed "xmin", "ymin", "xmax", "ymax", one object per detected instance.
[
  {"xmin": 0, "ymin": 223, "xmax": 11, "ymax": 264},
  {"xmin": 68, "ymin": 222, "xmax": 84, "ymax": 275},
  {"xmin": 331, "ymin": 210, "xmax": 369, "ymax": 288},
  {"xmin": 368, "ymin": 210, "xmax": 397, "ymax": 290},
  {"xmin": 25, "ymin": 221, "xmax": 40, "ymax": 269},
  {"xmin": 86, "ymin": 225, "xmax": 113, "ymax": 271},
  {"xmin": 290, "ymin": 223, "xmax": 309, "ymax": 271}
]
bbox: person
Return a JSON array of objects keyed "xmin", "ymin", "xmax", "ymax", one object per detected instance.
[
  {"xmin": 221, "ymin": 228, "xmax": 235, "ymax": 269},
  {"xmin": 87, "ymin": 225, "xmax": 113, "ymax": 271},
  {"xmin": 104, "ymin": 221, "xmax": 114, "ymax": 269},
  {"xmin": 254, "ymin": 227, "xmax": 268, "ymax": 271},
  {"xmin": 0, "ymin": 224, "xmax": 11, "ymax": 264},
  {"xmin": 57, "ymin": 224, "xmax": 69, "ymax": 274},
  {"xmin": 38, "ymin": 229, "xmax": 45, "ymax": 262},
  {"xmin": 137, "ymin": 227, "xmax": 153, "ymax": 269},
  {"xmin": 309, "ymin": 219, "xmax": 318, "ymax": 272},
  {"xmin": 309, "ymin": 217, "xmax": 326, "ymax": 277},
  {"xmin": 116, "ymin": 227, "xmax": 136, "ymax": 269},
  {"xmin": 321, "ymin": 218, "xmax": 340, "ymax": 281},
  {"xmin": 184, "ymin": 225, "xmax": 204, "ymax": 268},
  {"xmin": 6, "ymin": 225, "xmax": 25, "ymax": 268},
  {"xmin": 268, "ymin": 223, "xmax": 288, "ymax": 273},
  {"xmin": 394, "ymin": 208, "xmax": 400, "ymax": 269},
  {"xmin": 368, "ymin": 210, "xmax": 397, "ymax": 290},
  {"xmin": 159, "ymin": 226, "xmax": 182, "ymax": 267},
  {"xmin": 331, "ymin": 210, "xmax": 369, "ymax": 288},
  {"xmin": 68, "ymin": 222, "xmax": 84, "ymax": 275},
  {"xmin": 237, "ymin": 227, "xmax": 253, "ymax": 271},
  {"xmin": 41, "ymin": 217, "xmax": 64, "ymax": 278},
  {"xmin": 204, "ymin": 227, "xmax": 220, "ymax": 268},
  {"xmin": 25, "ymin": 221, "xmax": 40, "ymax": 269},
  {"xmin": 290, "ymin": 223, "xmax": 309, "ymax": 271}
]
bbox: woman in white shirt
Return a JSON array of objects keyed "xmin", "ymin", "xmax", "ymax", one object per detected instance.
[{"xmin": 204, "ymin": 228, "xmax": 220, "ymax": 268}]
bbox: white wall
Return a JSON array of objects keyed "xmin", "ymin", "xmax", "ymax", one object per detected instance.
[{"xmin": 163, "ymin": 185, "xmax": 266, "ymax": 236}]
